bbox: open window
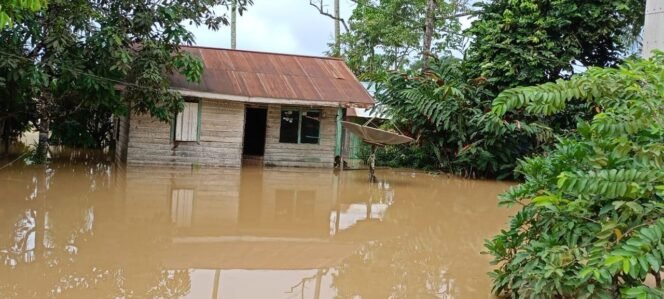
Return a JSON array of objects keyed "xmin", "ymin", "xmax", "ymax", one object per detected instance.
[
  {"xmin": 174, "ymin": 101, "xmax": 200, "ymax": 142},
  {"xmin": 279, "ymin": 109, "xmax": 321, "ymax": 144}
]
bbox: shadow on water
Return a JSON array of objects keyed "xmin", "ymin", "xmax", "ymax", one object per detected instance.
[{"xmin": 0, "ymin": 146, "xmax": 513, "ymax": 298}]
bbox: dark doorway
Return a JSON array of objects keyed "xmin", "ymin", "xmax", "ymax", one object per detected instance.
[{"xmin": 243, "ymin": 108, "xmax": 268, "ymax": 156}]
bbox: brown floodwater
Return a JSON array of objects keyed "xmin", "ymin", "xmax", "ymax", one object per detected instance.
[{"xmin": 0, "ymin": 149, "xmax": 513, "ymax": 298}]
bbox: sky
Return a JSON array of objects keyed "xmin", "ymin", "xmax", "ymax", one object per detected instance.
[
  {"xmin": 186, "ymin": 0, "xmax": 356, "ymax": 56},
  {"xmin": 186, "ymin": 0, "xmax": 473, "ymax": 57}
]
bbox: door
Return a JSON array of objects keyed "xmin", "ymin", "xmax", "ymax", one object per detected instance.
[{"xmin": 242, "ymin": 108, "xmax": 268, "ymax": 156}]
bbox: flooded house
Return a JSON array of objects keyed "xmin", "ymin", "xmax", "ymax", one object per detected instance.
[{"xmin": 115, "ymin": 46, "xmax": 374, "ymax": 168}]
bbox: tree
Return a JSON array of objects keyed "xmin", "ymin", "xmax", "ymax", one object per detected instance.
[
  {"xmin": 0, "ymin": 0, "xmax": 251, "ymax": 161},
  {"xmin": 464, "ymin": 0, "xmax": 645, "ymax": 93},
  {"xmin": 485, "ymin": 53, "xmax": 664, "ymax": 298},
  {"xmin": 0, "ymin": 0, "xmax": 45, "ymax": 27},
  {"xmin": 337, "ymin": 0, "xmax": 468, "ymax": 79},
  {"xmin": 375, "ymin": 56, "xmax": 545, "ymax": 178},
  {"xmin": 373, "ymin": 0, "xmax": 647, "ymax": 177}
]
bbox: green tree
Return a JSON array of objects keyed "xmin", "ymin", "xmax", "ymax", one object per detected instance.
[
  {"xmin": 375, "ymin": 56, "xmax": 546, "ymax": 178},
  {"xmin": 485, "ymin": 53, "xmax": 664, "ymax": 298},
  {"xmin": 0, "ymin": 0, "xmax": 250, "ymax": 161},
  {"xmin": 339, "ymin": 0, "xmax": 468, "ymax": 79},
  {"xmin": 464, "ymin": 0, "xmax": 645, "ymax": 92},
  {"xmin": 0, "ymin": 0, "xmax": 45, "ymax": 27}
]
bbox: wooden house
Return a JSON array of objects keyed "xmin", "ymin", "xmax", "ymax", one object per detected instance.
[{"xmin": 115, "ymin": 46, "xmax": 374, "ymax": 168}]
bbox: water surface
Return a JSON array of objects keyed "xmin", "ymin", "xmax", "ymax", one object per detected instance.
[{"xmin": 0, "ymin": 151, "xmax": 512, "ymax": 298}]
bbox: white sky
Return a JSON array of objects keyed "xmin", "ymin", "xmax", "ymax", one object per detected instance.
[{"xmin": 186, "ymin": 0, "xmax": 473, "ymax": 56}]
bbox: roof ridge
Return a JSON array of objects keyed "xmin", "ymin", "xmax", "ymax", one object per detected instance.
[{"xmin": 181, "ymin": 45, "xmax": 344, "ymax": 61}]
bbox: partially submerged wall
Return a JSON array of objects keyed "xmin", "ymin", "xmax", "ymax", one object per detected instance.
[
  {"xmin": 115, "ymin": 115, "xmax": 130, "ymax": 163},
  {"xmin": 263, "ymin": 105, "xmax": 337, "ymax": 168},
  {"xmin": 125, "ymin": 100, "xmax": 244, "ymax": 167}
]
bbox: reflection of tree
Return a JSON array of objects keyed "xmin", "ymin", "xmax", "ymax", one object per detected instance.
[
  {"xmin": 0, "ymin": 153, "xmax": 192, "ymax": 298},
  {"xmin": 333, "ymin": 229, "xmax": 453, "ymax": 299},
  {"xmin": 333, "ymin": 175, "xmax": 511, "ymax": 299}
]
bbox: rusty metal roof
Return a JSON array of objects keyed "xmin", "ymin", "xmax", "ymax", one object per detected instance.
[{"xmin": 169, "ymin": 46, "xmax": 375, "ymax": 107}]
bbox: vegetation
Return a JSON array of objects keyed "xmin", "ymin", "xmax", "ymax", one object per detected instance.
[
  {"xmin": 375, "ymin": 57, "xmax": 535, "ymax": 178},
  {"xmin": 0, "ymin": 0, "xmax": 45, "ymax": 27},
  {"xmin": 485, "ymin": 53, "xmax": 664, "ymax": 298},
  {"xmin": 337, "ymin": 0, "xmax": 468, "ymax": 80},
  {"xmin": 364, "ymin": 0, "xmax": 646, "ymax": 178},
  {"xmin": 464, "ymin": 0, "xmax": 645, "ymax": 92},
  {"xmin": 0, "ymin": 0, "xmax": 250, "ymax": 160}
]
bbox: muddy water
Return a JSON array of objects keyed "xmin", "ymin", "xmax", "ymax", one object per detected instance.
[{"xmin": 0, "ymin": 152, "xmax": 513, "ymax": 298}]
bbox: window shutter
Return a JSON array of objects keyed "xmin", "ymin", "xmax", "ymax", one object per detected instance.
[{"xmin": 176, "ymin": 102, "xmax": 199, "ymax": 141}]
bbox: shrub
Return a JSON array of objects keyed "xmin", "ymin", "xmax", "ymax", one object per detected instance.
[{"xmin": 485, "ymin": 52, "xmax": 664, "ymax": 298}]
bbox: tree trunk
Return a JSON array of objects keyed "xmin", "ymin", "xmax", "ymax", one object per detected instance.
[
  {"xmin": 334, "ymin": 0, "xmax": 340, "ymax": 57},
  {"xmin": 422, "ymin": 0, "xmax": 437, "ymax": 70},
  {"xmin": 231, "ymin": 0, "xmax": 237, "ymax": 49}
]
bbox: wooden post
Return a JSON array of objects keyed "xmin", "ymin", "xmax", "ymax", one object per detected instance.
[
  {"xmin": 368, "ymin": 145, "xmax": 377, "ymax": 182},
  {"xmin": 231, "ymin": 0, "xmax": 237, "ymax": 49},
  {"xmin": 334, "ymin": 0, "xmax": 340, "ymax": 56}
]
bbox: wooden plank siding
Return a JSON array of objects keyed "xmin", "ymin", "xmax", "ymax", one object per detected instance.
[
  {"xmin": 263, "ymin": 105, "xmax": 337, "ymax": 168},
  {"xmin": 125, "ymin": 100, "xmax": 245, "ymax": 167},
  {"xmin": 119, "ymin": 99, "xmax": 338, "ymax": 168},
  {"xmin": 114, "ymin": 115, "xmax": 130, "ymax": 163}
]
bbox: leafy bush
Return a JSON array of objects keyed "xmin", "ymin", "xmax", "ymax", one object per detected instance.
[
  {"xmin": 375, "ymin": 57, "xmax": 549, "ymax": 178},
  {"xmin": 485, "ymin": 53, "xmax": 664, "ymax": 298}
]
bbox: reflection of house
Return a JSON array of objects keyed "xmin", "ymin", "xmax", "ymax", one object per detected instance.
[
  {"xmin": 119, "ymin": 165, "xmax": 394, "ymax": 269},
  {"xmin": 115, "ymin": 47, "xmax": 374, "ymax": 168}
]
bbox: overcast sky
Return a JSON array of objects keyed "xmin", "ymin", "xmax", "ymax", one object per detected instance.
[
  {"xmin": 187, "ymin": 0, "xmax": 473, "ymax": 57},
  {"xmin": 186, "ymin": 0, "xmax": 356, "ymax": 56}
]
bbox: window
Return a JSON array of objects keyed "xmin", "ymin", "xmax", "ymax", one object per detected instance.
[
  {"xmin": 175, "ymin": 101, "xmax": 200, "ymax": 142},
  {"xmin": 279, "ymin": 109, "xmax": 321, "ymax": 144}
]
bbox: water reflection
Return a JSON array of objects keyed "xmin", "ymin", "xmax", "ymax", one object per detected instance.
[{"xmin": 0, "ymin": 152, "xmax": 512, "ymax": 298}]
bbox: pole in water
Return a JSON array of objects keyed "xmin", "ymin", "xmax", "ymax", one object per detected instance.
[{"xmin": 368, "ymin": 145, "xmax": 377, "ymax": 182}]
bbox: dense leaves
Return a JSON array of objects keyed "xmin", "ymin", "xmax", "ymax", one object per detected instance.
[
  {"xmin": 0, "ymin": 0, "xmax": 250, "ymax": 159},
  {"xmin": 370, "ymin": 0, "xmax": 645, "ymax": 178},
  {"xmin": 376, "ymin": 57, "xmax": 552, "ymax": 178},
  {"xmin": 0, "ymin": 0, "xmax": 45, "ymax": 27},
  {"xmin": 464, "ymin": 0, "xmax": 645, "ymax": 93},
  {"xmin": 485, "ymin": 53, "xmax": 664, "ymax": 298},
  {"xmin": 338, "ymin": 0, "xmax": 468, "ymax": 80}
]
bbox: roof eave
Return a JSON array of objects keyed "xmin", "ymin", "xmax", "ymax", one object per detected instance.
[{"xmin": 174, "ymin": 89, "xmax": 373, "ymax": 108}]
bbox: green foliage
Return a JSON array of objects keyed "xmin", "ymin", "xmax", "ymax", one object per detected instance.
[
  {"xmin": 376, "ymin": 57, "xmax": 548, "ymax": 178},
  {"xmin": 0, "ymin": 0, "xmax": 251, "ymax": 155},
  {"xmin": 0, "ymin": 0, "xmax": 45, "ymax": 27},
  {"xmin": 50, "ymin": 109, "xmax": 114, "ymax": 149},
  {"xmin": 338, "ymin": 0, "xmax": 468, "ymax": 80},
  {"xmin": 464, "ymin": 0, "xmax": 645, "ymax": 92},
  {"xmin": 485, "ymin": 53, "xmax": 664, "ymax": 298}
]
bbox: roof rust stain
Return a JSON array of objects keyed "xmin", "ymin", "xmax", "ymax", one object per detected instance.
[{"xmin": 170, "ymin": 45, "xmax": 374, "ymax": 106}]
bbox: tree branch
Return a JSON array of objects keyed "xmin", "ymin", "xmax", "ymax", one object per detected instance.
[{"xmin": 309, "ymin": 0, "xmax": 349, "ymax": 32}]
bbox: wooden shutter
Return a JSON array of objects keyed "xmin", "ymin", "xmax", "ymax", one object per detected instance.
[{"xmin": 175, "ymin": 102, "xmax": 199, "ymax": 141}]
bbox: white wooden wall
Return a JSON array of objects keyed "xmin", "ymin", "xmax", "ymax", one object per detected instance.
[
  {"xmin": 643, "ymin": 0, "xmax": 664, "ymax": 58},
  {"xmin": 125, "ymin": 100, "xmax": 244, "ymax": 167}
]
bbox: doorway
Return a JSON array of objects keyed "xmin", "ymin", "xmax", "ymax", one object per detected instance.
[{"xmin": 243, "ymin": 107, "xmax": 268, "ymax": 157}]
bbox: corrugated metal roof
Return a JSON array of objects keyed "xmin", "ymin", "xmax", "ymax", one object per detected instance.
[{"xmin": 169, "ymin": 46, "xmax": 375, "ymax": 107}]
